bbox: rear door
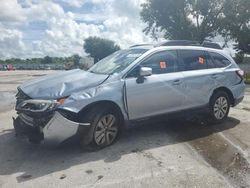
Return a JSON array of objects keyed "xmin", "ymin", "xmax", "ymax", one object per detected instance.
[
  {"xmin": 125, "ymin": 50, "xmax": 185, "ymax": 120},
  {"xmin": 178, "ymin": 49, "xmax": 219, "ymax": 109}
]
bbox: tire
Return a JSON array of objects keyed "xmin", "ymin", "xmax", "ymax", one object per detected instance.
[
  {"xmin": 209, "ymin": 91, "xmax": 230, "ymax": 124},
  {"xmin": 80, "ymin": 107, "xmax": 120, "ymax": 151}
]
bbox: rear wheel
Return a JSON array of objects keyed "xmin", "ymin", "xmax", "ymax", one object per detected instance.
[
  {"xmin": 80, "ymin": 107, "xmax": 120, "ymax": 151},
  {"xmin": 209, "ymin": 91, "xmax": 230, "ymax": 124}
]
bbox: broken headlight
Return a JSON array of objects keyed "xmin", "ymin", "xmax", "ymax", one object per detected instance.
[{"xmin": 16, "ymin": 100, "xmax": 60, "ymax": 113}]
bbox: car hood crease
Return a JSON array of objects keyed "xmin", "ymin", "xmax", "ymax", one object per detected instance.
[{"xmin": 20, "ymin": 69, "xmax": 109, "ymax": 99}]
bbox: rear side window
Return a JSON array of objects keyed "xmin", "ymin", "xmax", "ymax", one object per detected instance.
[
  {"xmin": 141, "ymin": 50, "xmax": 178, "ymax": 75},
  {"xmin": 209, "ymin": 52, "xmax": 231, "ymax": 68},
  {"xmin": 179, "ymin": 50, "xmax": 207, "ymax": 71}
]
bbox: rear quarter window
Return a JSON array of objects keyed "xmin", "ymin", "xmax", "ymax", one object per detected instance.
[{"xmin": 209, "ymin": 52, "xmax": 231, "ymax": 68}]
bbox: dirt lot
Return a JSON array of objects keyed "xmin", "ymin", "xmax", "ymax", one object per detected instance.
[{"xmin": 0, "ymin": 70, "xmax": 250, "ymax": 188}]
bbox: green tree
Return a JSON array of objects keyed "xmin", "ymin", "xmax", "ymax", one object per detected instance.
[
  {"xmin": 222, "ymin": 0, "xmax": 250, "ymax": 54},
  {"xmin": 84, "ymin": 37, "xmax": 120, "ymax": 63},
  {"xmin": 234, "ymin": 52, "xmax": 245, "ymax": 64},
  {"xmin": 42, "ymin": 56, "xmax": 52, "ymax": 64},
  {"xmin": 141, "ymin": 0, "xmax": 226, "ymax": 41}
]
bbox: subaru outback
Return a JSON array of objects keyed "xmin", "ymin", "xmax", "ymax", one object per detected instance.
[{"xmin": 13, "ymin": 41, "xmax": 245, "ymax": 150}]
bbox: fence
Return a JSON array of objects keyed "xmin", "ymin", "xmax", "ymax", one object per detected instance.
[{"xmin": 13, "ymin": 64, "xmax": 65, "ymax": 70}]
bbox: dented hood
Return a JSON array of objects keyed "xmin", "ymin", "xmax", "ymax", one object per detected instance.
[{"xmin": 20, "ymin": 69, "xmax": 109, "ymax": 99}]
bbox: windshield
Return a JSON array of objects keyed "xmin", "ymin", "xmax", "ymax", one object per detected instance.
[{"xmin": 88, "ymin": 49, "xmax": 148, "ymax": 75}]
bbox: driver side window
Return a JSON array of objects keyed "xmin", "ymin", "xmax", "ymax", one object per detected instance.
[{"xmin": 126, "ymin": 50, "xmax": 178, "ymax": 78}]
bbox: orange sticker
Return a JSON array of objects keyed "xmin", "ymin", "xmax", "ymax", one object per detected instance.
[
  {"xmin": 198, "ymin": 57, "xmax": 205, "ymax": 64},
  {"xmin": 160, "ymin": 61, "xmax": 167, "ymax": 69}
]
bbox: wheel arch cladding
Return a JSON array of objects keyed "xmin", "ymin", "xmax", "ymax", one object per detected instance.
[
  {"xmin": 78, "ymin": 100, "xmax": 125, "ymax": 127},
  {"xmin": 211, "ymin": 87, "xmax": 234, "ymax": 105}
]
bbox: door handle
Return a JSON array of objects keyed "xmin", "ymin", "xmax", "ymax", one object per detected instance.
[{"xmin": 172, "ymin": 79, "xmax": 181, "ymax": 85}]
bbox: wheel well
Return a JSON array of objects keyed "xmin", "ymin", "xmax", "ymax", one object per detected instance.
[
  {"xmin": 78, "ymin": 100, "xmax": 124, "ymax": 126},
  {"xmin": 211, "ymin": 87, "xmax": 234, "ymax": 105}
]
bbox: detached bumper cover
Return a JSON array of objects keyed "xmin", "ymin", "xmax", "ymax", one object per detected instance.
[
  {"xmin": 13, "ymin": 111, "xmax": 90, "ymax": 146},
  {"xmin": 43, "ymin": 112, "xmax": 90, "ymax": 145}
]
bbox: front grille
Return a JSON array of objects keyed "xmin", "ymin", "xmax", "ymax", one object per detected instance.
[
  {"xmin": 16, "ymin": 88, "xmax": 31, "ymax": 107},
  {"xmin": 18, "ymin": 112, "xmax": 54, "ymax": 128}
]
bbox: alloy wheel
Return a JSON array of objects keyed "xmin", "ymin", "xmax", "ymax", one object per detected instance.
[
  {"xmin": 213, "ymin": 96, "xmax": 228, "ymax": 120},
  {"xmin": 94, "ymin": 114, "xmax": 118, "ymax": 146}
]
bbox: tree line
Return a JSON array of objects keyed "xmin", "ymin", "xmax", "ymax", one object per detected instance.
[{"xmin": 0, "ymin": 55, "xmax": 81, "ymax": 65}]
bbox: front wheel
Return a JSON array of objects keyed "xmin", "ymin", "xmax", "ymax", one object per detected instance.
[
  {"xmin": 93, "ymin": 114, "xmax": 119, "ymax": 146},
  {"xmin": 80, "ymin": 107, "xmax": 120, "ymax": 151},
  {"xmin": 209, "ymin": 91, "xmax": 230, "ymax": 124}
]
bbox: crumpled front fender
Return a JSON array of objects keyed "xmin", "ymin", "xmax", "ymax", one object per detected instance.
[{"xmin": 58, "ymin": 80, "xmax": 129, "ymax": 121}]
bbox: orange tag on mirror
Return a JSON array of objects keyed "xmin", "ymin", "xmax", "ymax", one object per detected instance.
[
  {"xmin": 160, "ymin": 61, "xmax": 167, "ymax": 69},
  {"xmin": 198, "ymin": 57, "xmax": 205, "ymax": 64}
]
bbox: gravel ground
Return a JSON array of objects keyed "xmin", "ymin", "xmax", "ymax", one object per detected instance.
[{"xmin": 0, "ymin": 70, "xmax": 249, "ymax": 188}]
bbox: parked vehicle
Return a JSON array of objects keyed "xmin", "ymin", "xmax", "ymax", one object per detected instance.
[
  {"xmin": 14, "ymin": 41, "xmax": 245, "ymax": 150},
  {"xmin": 1, "ymin": 64, "xmax": 16, "ymax": 71},
  {"xmin": 0, "ymin": 64, "xmax": 8, "ymax": 71},
  {"xmin": 6, "ymin": 64, "xmax": 15, "ymax": 71}
]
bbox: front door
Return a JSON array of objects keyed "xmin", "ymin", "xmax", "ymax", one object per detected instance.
[{"xmin": 125, "ymin": 50, "xmax": 185, "ymax": 120}]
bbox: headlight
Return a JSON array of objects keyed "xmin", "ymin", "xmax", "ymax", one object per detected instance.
[{"xmin": 16, "ymin": 100, "xmax": 59, "ymax": 113}]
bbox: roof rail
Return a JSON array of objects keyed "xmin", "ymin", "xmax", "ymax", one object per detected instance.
[
  {"xmin": 129, "ymin": 44, "xmax": 152, "ymax": 48},
  {"xmin": 202, "ymin": 42, "xmax": 222, "ymax": 49},
  {"xmin": 157, "ymin": 40, "xmax": 222, "ymax": 50}
]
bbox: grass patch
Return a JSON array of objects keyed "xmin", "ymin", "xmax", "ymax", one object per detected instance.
[{"xmin": 244, "ymin": 73, "xmax": 250, "ymax": 84}]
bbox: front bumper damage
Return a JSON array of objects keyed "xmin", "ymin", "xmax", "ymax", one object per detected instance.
[
  {"xmin": 13, "ymin": 99, "xmax": 90, "ymax": 146},
  {"xmin": 43, "ymin": 112, "xmax": 90, "ymax": 145}
]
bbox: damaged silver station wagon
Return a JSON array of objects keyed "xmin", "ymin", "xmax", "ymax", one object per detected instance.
[{"xmin": 14, "ymin": 41, "xmax": 245, "ymax": 150}]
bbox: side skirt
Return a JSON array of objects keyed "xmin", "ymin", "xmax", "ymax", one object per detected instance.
[{"xmin": 125, "ymin": 105, "xmax": 209, "ymax": 128}]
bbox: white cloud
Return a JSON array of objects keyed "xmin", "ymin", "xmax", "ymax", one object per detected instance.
[
  {"xmin": 71, "ymin": 0, "xmax": 152, "ymax": 48},
  {"xmin": 0, "ymin": 0, "xmax": 26, "ymax": 23},
  {"xmin": 0, "ymin": 27, "xmax": 26, "ymax": 59},
  {"xmin": 60, "ymin": 0, "xmax": 85, "ymax": 7},
  {"xmin": 0, "ymin": 0, "xmax": 152, "ymax": 59},
  {"xmin": 40, "ymin": 13, "xmax": 102, "ymax": 57},
  {"xmin": 0, "ymin": 0, "xmax": 65, "ymax": 26}
]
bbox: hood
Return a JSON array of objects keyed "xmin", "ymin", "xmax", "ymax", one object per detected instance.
[{"xmin": 20, "ymin": 69, "xmax": 109, "ymax": 99}]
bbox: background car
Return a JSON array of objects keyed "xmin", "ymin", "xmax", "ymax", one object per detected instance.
[{"xmin": 6, "ymin": 64, "xmax": 15, "ymax": 71}]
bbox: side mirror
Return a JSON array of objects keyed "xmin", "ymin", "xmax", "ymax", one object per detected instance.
[{"xmin": 140, "ymin": 67, "xmax": 152, "ymax": 77}]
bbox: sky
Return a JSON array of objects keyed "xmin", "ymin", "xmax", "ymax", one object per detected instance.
[
  {"xmin": 0, "ymin": 0, "xmax": 235, "ymax": 60},
  {"xmin": 0, "ymin": 0, "xmax": 154, "ymax": 59}
]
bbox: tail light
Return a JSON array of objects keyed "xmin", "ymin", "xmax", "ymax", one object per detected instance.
[{"xmin": 236, "ymin": 70, "xmax": 244, "ymax": 80}]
